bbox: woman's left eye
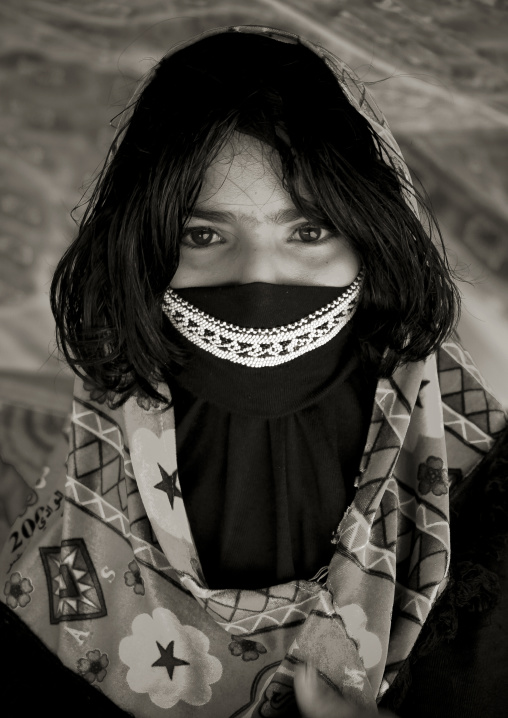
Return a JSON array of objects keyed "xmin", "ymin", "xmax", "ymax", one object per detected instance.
[
  {"xmin": 181, "ymin": 228, "xmax": 223, "ymax": 248},
  {"xmin": 290, "ymin": 225, "xmax": 333, "ymax": 243}
]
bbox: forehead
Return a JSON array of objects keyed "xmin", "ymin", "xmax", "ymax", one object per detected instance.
[{"xmin": 195, "ymin": 133, "xmax": 289, "ymax": 211}]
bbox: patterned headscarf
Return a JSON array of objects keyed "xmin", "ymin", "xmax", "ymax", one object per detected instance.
[{"xmin": 1, "ymin": 25, "xmax": 506, "ymax": 717}]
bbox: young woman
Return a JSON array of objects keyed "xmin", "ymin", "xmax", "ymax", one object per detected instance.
[{"xmin": 1, "ymin": 25, "xmax": 506, "ymax": 718}]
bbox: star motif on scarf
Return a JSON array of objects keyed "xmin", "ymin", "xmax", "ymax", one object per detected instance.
[
  {"xmin": 154, "ymin": 465, "xmax": 182, "ymax": 509},
  {"xmin": 151, "ymin": 640, "xmax": 190, "ymax": 680}
]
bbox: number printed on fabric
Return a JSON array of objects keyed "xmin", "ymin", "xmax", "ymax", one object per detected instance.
[{"xmin": 8, "ymin": 490, "xmax": 64, "ymax": 555}]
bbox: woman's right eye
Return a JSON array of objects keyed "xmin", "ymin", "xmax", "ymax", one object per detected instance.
[{"xmin": 181, "ymin": 228, "xmax": 223, "ymax": 248}]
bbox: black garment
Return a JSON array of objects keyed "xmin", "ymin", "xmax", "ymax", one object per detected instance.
[
  {"xmin": 167, "ymin": 282, "xmax": 377, "ymax": 589},
  {"xmin": 0, "ymin": 599, "xmax": 134, "ymax": 718}
]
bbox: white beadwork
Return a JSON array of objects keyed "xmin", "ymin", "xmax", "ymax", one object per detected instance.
[{"xmin": 162, "ymin": 271, "xmax": 363, "ymax": 367}]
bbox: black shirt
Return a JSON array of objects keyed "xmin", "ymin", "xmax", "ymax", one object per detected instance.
[{"xmin": 168, "ymin": 283, "xmax": 377, "ymax": 589}]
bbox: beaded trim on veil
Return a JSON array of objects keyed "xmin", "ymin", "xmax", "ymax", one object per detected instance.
[{"xmin": 162, "ymin": 271, "xmax": 364, "ymax": 367}]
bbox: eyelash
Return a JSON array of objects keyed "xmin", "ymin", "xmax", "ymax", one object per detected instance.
[{"xmin": 180, "ymin": 223, "xmax": 337, "ymax": 249}]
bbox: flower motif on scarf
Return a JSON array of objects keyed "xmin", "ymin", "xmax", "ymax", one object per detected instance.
[
  {"xmin": 77, "ymin": 649, "xmax": 109, "ymax": 684},
  {"xmin": 228, "ymin": 636, "xmax": 267, "ymax": 661},
  {"xmin": 136, "ymin": 392, "xmax": 162, "ymax": 412},
  {"xmin": 124, "ymin": 560, "xmax": 145, "ymax": 595},
  {"xmin": 4, "ymin": 572, "xmax": 33, "ymax": 609},
  {"xmin": 336, "ymin": 604, "xmax": 382, "ymax": 672},
  {"xmin": 259, "ymin": 680, "xmax": 296, "ymax": 717},
  {"xmin": 119, "ymin": 606, "xmax": 222, "ymax": 709},
  {"xmin": 418, "ymin": 456, "xmax": 448, "ymax": 496},
  {"xmin": 83, "ymin": 378, "xmax": 109, "ymax": 405}
]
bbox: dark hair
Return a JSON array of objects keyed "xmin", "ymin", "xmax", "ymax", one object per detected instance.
[{"xmin": 50, "ymin": 30, "xmax": 460, "ymax": 408}]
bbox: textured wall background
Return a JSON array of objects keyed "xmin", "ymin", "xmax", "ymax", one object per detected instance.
[{"xmin": 0, "ymin": 0, "xmax": 507, "ymax": 403}]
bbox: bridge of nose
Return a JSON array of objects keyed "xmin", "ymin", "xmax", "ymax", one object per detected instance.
[{"xmin": 231, "ymin": 236, "xmax": 282, "ymax": 284}]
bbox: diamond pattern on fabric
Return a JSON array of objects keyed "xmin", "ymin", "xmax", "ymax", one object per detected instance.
[
  {"xmin": 68, "ymin": 422, "xmax": 127, "ymax": 512},
  {"xmin": 203, "ymin": 587, "xmax": 323, "ymax": 636},
  {"xmin": 72, "ymin": 401, "xmax": 124, "ymax": 452},
  {"xmin": 376, "ymin": 385, "xmax": 412, "ymax": 444},
  {"xmin": 332, "ymin": 377, "xmax": 414, "ymax": 584},
  {"xmin": 359, "ymin": 423, "xmax": 400, "ymax": 488},
  {"xmin": 397, "ymin": 586, "xmax": 433, "ymax": 626},
  {"xmin": 439, "ymin": 342, "xmax": 506, "ymax": 440},
  {"xmin": 407, "ymin": 533, "xmax": 448, "ymax": 596},
  {"xmin": 464, "ymin": 388, "xmax": 488, "ymax": 414},
  {"xmin": 355, "ymin": 478, "xmax": 386, "ymax": 517},
  {"xmin": 442, "ymin": 404, "xmax": 497, "ymax": 455},
  {"xmin": 370, "ymin": 495, "xmax": 399, "ymax": 552},
  {"xmin": 335, "ymin": 507, "xmax": 397, "ymax": 583},
  {"xmin": 358, "ymin": 377, "xmax": 413, "ymax": 488},
  {"xmin": 200, "ymin": 582, "xmax": 305, "ymax": 625},
  {"xmin": 65, "ymin": 477, "xmax": 173, "ymax": 576},
  {"xmin": 67, "ymin": 399, "xmax": 165, "ymax": 561},
  {"xmin": 396, "ymin": 482, "xmax": 449, "ymax": 543}
]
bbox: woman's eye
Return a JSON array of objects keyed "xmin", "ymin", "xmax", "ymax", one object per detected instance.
[
  {"xmin": 182, "ymin": 228, "xmax": 222, "ymax": 247},
  {"xmin": 292, "ymin": 226, "xmax": 331, "ymax": 243}
]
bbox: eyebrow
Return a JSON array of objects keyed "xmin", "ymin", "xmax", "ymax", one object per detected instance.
[{"xmin": 189, "ymin": 207, "xmax": 306, "ymax": 225}]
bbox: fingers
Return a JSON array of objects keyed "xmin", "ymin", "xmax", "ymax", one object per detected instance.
[
  {"xmin": 294, "ymin": 663, "xmax": 361, "ymax": 718},
  {"xmin": 294, "ymin": 663, "xmax": 398, "ymax": 718}
]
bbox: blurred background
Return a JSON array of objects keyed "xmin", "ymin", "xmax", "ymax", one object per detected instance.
[{"xmin": 0, "ymin": 0, "xmax": 507, "ymax": 537}]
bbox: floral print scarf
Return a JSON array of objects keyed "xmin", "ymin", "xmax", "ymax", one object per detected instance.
[{"xmin": 1, "ymin": 25, "xmax": 506, "ymax": 718}]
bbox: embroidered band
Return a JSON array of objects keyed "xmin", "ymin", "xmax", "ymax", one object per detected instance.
[{"xmin": 162, "ymin": 272, "xmax": 363, "ymax": 367}]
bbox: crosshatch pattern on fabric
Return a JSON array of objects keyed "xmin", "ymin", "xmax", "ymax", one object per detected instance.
[{"xmin": 1, "ymin": 24, "xmax": 507, "ymax": 718}]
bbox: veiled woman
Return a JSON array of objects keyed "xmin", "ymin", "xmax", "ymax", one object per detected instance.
[{"xmin": 1, "ymin": 24, "xmax": 507, "ymax": 718}]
